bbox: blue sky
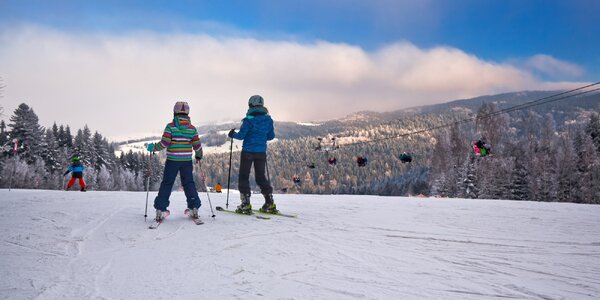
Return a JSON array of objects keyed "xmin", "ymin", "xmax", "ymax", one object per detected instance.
[
  {"xmin": 0, "ymin": 0, "xmax": 598, "ymax": 138},
  {"xmin": 1, "ymin": 0, "xmax": 598, "ymax": 79}
]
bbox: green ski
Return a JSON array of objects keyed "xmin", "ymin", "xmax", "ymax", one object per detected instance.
[
  {"xmin": 216, "ymin": 206, "xmax": 270, "ymax": 219},
  {"xmin": 252, "ymin": 209, "xmax": 296, "ymax": 218}
]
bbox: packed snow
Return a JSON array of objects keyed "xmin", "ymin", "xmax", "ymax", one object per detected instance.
[{"xmin": 1, "ymin": 189, "xmax": 599, "ymax": 299}]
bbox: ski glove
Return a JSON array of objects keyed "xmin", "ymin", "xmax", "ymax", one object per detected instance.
[
  {"xmin": 146, "ymin": 143, "xmax": 155, "ymax": 152},
  {"xmin": 228, "ymin": 129, "xmax": 236, "ymax": 138}
]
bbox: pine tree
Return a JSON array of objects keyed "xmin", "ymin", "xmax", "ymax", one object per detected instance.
[
  {"xmin": 510, "ymin": 156, "xmax": 530, "ymax": 200},
  {"xmin": 73, "ymin": 126, "xmax": 93, "ymax": 166},
  {"xmin": 41, "ymin": 128, "xmax": 62, "ymax": 174},
  {"xmin": 574, "ymin": 131, "xmax": 598, "ymax": 204},
  {"xmin": 0, "ymin": 120, "xmax": 8, "ymax": 147},
  {"xmin": 8, "ymin": 103, "xmax": 45, "ymax": 164},
  {"xmin": 585, "ymin": 113, "xmax": 600, "ymax": 154},
  {"xmin": 64, "ymin": 125, "xmax": 73, "ymax": 148},
  {"xmin": 92, "ymin": 131, "xmax": 108, "ymax": 171},
  {"xmin": 556, "ymin": 135, "xmax": 578, "ymax": 202},
  {"xmin": 462, "ymin": 154, "xmax": 478, "ymax": 199}
]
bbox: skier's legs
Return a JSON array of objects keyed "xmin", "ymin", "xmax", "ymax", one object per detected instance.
[
  {"xmin": 238, "ymin": 151, "xmax": 253, "ymax": 195},
  {"xmin": 253, "ymin": 153, "xmax": 273, "ymax": 195},
  {"xmin": 78, "ymin": 178, "xmax": 86, "ymax": 189},
  {"xmin": 154, "ymin": 160, "xmax": 179, "ymax": 211},
  {"xmin": 180, "ymin": 160, "xmax": 201, "ymax": 209},
  {"xmin": 67, "ymin": 177, "xmax": 76, "ymax": 188}
]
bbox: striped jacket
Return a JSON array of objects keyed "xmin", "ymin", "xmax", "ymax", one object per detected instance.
[{"xmin": 150, "ymin": 116, "xmax": 203, "ymax": 161}]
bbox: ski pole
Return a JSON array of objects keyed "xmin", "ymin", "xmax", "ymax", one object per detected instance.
[
  {"xmin": 226, "ymin": 135, "xmax": 234, "ymax": 209},
  {"xmin": 198, "ymin": 161, "xmax": 216, "ymax": 218},
  {"xmin": 144, "ymin": 150, "xmax": 154, "ymax": 221},
  {"xmin": 8, "ymin": 157, "xmax": 16, "ymax": 191}
]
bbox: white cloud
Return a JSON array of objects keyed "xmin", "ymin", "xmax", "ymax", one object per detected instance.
[
  {"xmin": 525, "ymin": 54, "xmax": 585, "ymax": 78},
  {"xmin": 0, "ymin": 25, "xmax": 587, "ymax": 139}
]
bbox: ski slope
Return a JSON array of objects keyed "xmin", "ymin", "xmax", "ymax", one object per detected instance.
[{"xmin": 1, "ymin": 190, "xmax": 599, "ymax": 299}]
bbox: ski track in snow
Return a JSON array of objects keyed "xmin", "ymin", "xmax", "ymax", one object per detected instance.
[{"xmin": 0, "ymin": 190, "xmax": 599, "ymax": 299}]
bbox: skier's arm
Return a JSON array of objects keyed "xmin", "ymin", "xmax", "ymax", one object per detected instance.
[
  {"xmin": 232, "ymin": 119, "xmax": 251, "ymax": 140},
  {"xmin": 191, "ymin": 128, "xmax": 203, "ymax": 160},
  {"xmin": 63, "ymin": 166, "xmax": 73, "ymax": 176},
  {"xmin": 267, "ymin": 119, "xmax": 275, "ymax": 141},
  {"xmin": 151, "ymin": 125, "xmax": 172, "ymax": 152}
]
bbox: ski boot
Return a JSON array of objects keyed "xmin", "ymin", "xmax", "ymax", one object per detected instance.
[
  {"xmin": 188, "ymin": 207, "xmax": 199, "ymax": 219},
  {"xmin": 235, "ymin": 194, "xmax": 252, "ymax": 214},
  {"xmin": 259, "ymin": 194, "xmax": 279, "ymax": 214},
  {"xmin": 155, "ymin": 209, "xmax": 167, "ymax": 222},
  {"xmin": 80, "ymin": 187, "xmax": 87, "ymax": 192}
]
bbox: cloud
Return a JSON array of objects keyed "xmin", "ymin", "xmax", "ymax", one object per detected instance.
[
  {"xmin": 525, "ymin": 54, "xmax": 585, "ymax": 78},
  {"xmin": 0, "ymin": 25, "xmax": 587, "ymax": 139}
]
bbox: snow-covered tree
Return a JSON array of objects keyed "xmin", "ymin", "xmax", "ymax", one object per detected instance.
[
  {"xmin": 41, "ymin": 128, "xmax": 62, "ymax": 174},
  {"xmin": 586, "ymin": 113, "xmax": 600, "ymax": 154},
  {"xmin": 8, "ymin": 103, "xmax": 45, "ymax": 164}
]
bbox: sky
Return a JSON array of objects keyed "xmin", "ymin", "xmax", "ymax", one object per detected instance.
[{"xmin": 0, "ymin": 0, "xmax": 598, "ymax": 140}]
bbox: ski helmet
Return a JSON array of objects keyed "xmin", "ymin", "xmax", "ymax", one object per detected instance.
[
  {"xmin": 173, "ymin": 101, "xmax": 190, "ymax": 115},
  {"xmin": 72, "ymin": 155, "xmax": 80, "ymax": 162},
  {"xmin": 248, "ymin": 95, "xmax": 264, "ymax": 107}
]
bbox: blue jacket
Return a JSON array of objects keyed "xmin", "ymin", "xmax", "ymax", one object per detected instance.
[
  {"xmin": 232, "ymin": 113, "xmax": 275, "ymax": 153},
  {"xmin": 68, "ymin": 163, "xmax": 85, "ymax": 173}
]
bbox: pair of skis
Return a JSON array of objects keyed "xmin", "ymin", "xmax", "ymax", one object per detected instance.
[
  {"xmin": 215, "ymin": 206, "xmax": 296, "ymax": 219},
  {"xmin": 148, "ymin": 209, "xmax": 204, "ymax": 229},
  {"xmin": 149, "ymin": 207, "xmax": 296, "ymax": 229}
]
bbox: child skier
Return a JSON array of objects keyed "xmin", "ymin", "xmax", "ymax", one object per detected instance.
[
  {"xmin": 228, "ymin": 95, "xmax": 277, "ymax": 214},
  {"xmin": 64, "ymin": 155, "xmax": 87, "ymax": 192},
  {"xmin": 147, "ymin": 101, "xmax": 204, "ymax": 222}
]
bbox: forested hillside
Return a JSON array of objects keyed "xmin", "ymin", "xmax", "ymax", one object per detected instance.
[{"xmin": 1, "ymin": 89, "xmax": 599, "ymax": 203}]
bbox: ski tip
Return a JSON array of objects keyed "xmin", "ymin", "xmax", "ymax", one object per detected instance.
[{"xmin": 215, "ymin": 206, "xmax": 224, "ymax": 211}]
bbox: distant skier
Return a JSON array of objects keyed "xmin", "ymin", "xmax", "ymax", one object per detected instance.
[
  {"xmin": 64, "ymin": 155, "xmax": 87, "ymax": 192},
  {"xmin": 147, "ymin": 101, "xmax": 203, "ymax": 222},
  {"xmin": 328, "ymin": 157, "xmax": 337, "ymax": 165},
  {"xmin": 228, "ymin": 95, "xmax": 277, "ymax": 214},
  {"xmin": 215, "ymin": 182, "xmax": 222, "ymax": 193}
]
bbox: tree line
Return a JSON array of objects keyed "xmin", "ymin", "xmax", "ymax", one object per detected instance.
[
  {"xmin": 1, "ymin": 101, "xmax": 599, "ymax": 204},
  {"xmin": 0, "ymin": 103, "xmax": 163, "ymax": 191}
]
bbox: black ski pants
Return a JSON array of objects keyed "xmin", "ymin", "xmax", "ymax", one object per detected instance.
[{"xmin": 238, "ymin": 151, "xmax": 273, "ymax": 195}]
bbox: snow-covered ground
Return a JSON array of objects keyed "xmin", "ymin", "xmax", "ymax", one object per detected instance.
[{"xmin": 1, "ymin": 190, "xmax": 599, "ymax": 299}]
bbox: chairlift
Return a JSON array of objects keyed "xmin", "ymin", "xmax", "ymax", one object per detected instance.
[
  {"xmin": 399, "ymin": 152, "xmax": 413, "ymax": 163},
  {"xmin": 328, "ymin": 157, "xmax": 337, "ymax": 165},
  {"xmin": 356, "ymin": 156, "xmax": 368, "ymax": 167}
]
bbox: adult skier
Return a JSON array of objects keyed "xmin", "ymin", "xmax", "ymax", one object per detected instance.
[
  {"xmin": 147, "ymin": 101, "xmax": 203, "ymax": 222},
  {"xmin": 64, "ymin": 155, "xmax": 87, "ymax": 192},
  {"xmin": 228, "ymin": 95, "xmax": 277, "ymax": 214}
]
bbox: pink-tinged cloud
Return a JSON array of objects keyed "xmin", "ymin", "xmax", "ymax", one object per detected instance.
[{"xmin": 0, "ymin": 25, "xmax": 588, "ymax": 139}]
